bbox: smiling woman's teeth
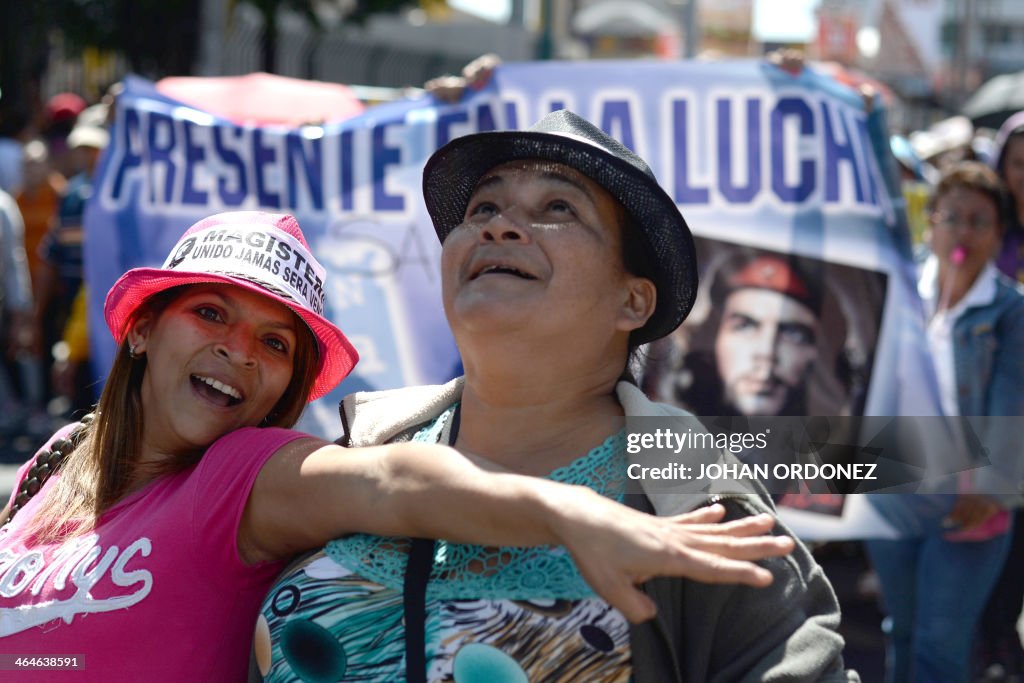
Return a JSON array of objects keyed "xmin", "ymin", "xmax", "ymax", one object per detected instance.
[
  {"xmin": 195, "ymin": 375, "xmax": 242, "ymax": 400},
  {"xmin": 477, "ymin": 265, "xmax": 534, "ymax": 279}
]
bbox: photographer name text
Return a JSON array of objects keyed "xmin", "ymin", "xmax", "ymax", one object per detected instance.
[{"xmin": 627, "ymin": 462, "xmax": 878, "ymax": 481}]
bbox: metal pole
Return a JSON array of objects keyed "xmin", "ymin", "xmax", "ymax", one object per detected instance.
[
  {"xmin": 509, "ymin": 0, "xmax": 526, "ymax": 27},
  {"xmin": 684, "ymin": 0, "xmax": 700, "ymax": 59},
  {"xmin": 197, "ymin": 0, "xmax": 228, "ymax": 76},
  {"xmin": 536, "ymin": 0, "xmax": 554, "ymax": 59},
  {"xmin": 957, "ymin": 0, "xmax": 975, "ymax": 108}
]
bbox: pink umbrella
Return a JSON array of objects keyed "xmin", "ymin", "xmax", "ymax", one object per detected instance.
[{"xmin": 155, "ymin": 72, "xmax": 365, "ymax": 127}]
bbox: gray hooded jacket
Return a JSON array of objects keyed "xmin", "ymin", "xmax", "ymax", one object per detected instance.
[{"xmin": 337, "ymin": 378, "xmax": 859, "ymax": 683}]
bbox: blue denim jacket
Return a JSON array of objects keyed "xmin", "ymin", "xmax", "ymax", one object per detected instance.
[
  {"xmin": 870, "ymin": 268, "xmax": 1024, "ymax": 526},
  {"xmin": 951, "ymin": 272, "xmax": 1024, "ymax": 505},
  {"xmin": 952, "ymin": 272, "xmax": 1024, "ymax": 417}
]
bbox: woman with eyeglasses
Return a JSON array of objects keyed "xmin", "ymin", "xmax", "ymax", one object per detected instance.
[{"xmin": 865, "ymin": 161, "xmax": 1024, "ymax": 683}]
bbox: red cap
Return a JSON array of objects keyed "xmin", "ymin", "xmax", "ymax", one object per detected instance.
[
  {"xmin": 728, "ymin": 255, "xmax": 812, "ymax": 305},
  {"xmin": 45, "ymin": 93, "xmax": 87, "ymax": 123}
]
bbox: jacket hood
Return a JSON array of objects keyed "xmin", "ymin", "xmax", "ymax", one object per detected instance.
[{"xmin": 992, "ymin": 110, "xmax": 1024, "ymax": 174}]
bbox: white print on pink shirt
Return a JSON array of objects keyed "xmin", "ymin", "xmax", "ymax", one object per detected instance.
[{"xmin": 0, "ymin": 534, "xmax": 153, "ymax": 636}]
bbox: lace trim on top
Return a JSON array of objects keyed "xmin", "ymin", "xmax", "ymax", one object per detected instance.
[{"xmin": 325, "ymin": 405, "xmax": 626, "ymax": 601}]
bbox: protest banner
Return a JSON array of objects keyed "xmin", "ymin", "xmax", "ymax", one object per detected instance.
[{"xmin": 84, "ymin": 61, "xmax": 946, "ymax": 537}]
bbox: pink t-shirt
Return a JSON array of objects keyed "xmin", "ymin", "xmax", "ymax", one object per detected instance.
[{"xmin": 0, "ymin": 425, "xmax": 307, "ymax": 681}]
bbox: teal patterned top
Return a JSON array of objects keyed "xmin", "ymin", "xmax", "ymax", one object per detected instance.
[
  {"xmin": 325, "ymin": 404, "xmax": 628, "ymax": 601},
  {"xmin": 256, "ymin": 404, "xmax": 634, "ymax": 682}
]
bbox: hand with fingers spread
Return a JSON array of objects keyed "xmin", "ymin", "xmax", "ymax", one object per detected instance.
[{"xmin": 554, "ymin": 492, "xmax": 794, "ymax": 623}]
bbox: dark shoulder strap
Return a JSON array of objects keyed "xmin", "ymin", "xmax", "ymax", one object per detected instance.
[
  {"xmin": 403, "ymin": 403, "xmax": 459, "ymax": 681},
  {"xmin": 403, "ymin": 537, "xmax": 436, "ymax": 682}
]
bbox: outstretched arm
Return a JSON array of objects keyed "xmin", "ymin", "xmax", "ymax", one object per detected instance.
[{"xmin": 240, "ymin": 438, "xmax": 794, "ymax": 623}]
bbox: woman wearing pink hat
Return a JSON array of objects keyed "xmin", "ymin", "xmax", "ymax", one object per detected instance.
[{"xmin": 0, "ymin": 210, "xmax": 792, "ymax": 681}]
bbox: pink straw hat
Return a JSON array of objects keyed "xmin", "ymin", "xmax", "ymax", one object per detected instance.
[{"xmin": 104, "ymin": 211, "xmax": 358, "ymax": 401}]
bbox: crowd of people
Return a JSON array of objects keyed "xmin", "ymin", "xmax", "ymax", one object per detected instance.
[
  {"xmin": 1, "ymin": 57, "xmax": 1024, "ymax": 682},
  {"xmin": 0, "ymin": 88, "xmax": 116, "ymax": 454}
]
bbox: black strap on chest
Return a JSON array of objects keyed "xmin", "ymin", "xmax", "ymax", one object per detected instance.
[{"xmin": 403, "ymin": 404, "xmax": 460, "ymax": 682}]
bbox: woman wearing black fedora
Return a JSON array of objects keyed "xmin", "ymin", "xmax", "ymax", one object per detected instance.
[{"xmin": 253, "ymin": 111, "xmax": 856, "ymax": 682}]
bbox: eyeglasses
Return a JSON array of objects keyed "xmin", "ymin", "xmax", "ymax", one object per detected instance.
[{"xmin": 931, "ymin": 211, "xmax": 997, "ymax": 233}]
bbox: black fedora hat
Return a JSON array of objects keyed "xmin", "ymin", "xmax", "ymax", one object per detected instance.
[{"xmin": 422, "ymin": 109, "xmax": 698, "ymax": 345}]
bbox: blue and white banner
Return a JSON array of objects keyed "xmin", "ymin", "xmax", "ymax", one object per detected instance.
[{"xmin": 84, "ymin": 61, "xmax": 941, "ymax": 465}]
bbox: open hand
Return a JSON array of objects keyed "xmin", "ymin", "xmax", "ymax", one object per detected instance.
[
  {"xmin": 424, "ymin": 53, "xmax": 501, "ymax": 103},
  {"xmin": 553, "ymin": 488, "xmax": 794, "ymax": 623}
]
